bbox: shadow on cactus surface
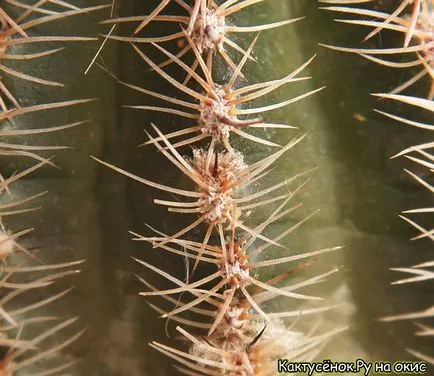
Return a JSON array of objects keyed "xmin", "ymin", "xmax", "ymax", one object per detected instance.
[{"xmin": 0, "ymin": 0, "xmax": 432, "ymax": 375}]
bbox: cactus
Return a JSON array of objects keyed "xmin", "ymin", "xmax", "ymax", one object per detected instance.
[
  {"xmin": 1, "ymin": 0, "xmax": 433, "ymax": 374},
  {"xmin": 91, "ymin": 1, "xmax": 352, "ymax": 374},
  {"xmin": 0, "ymin": 1, "xmax": 107, "ymax": 374}
]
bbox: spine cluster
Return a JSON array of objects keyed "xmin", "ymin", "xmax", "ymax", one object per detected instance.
[
  {"xmin": 321, "ymin": 0, "xmax": 434, "ymax": 365},
  {"xmin": 96, "ymin": 1, "xmax": 344, "ymax": 374}
]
